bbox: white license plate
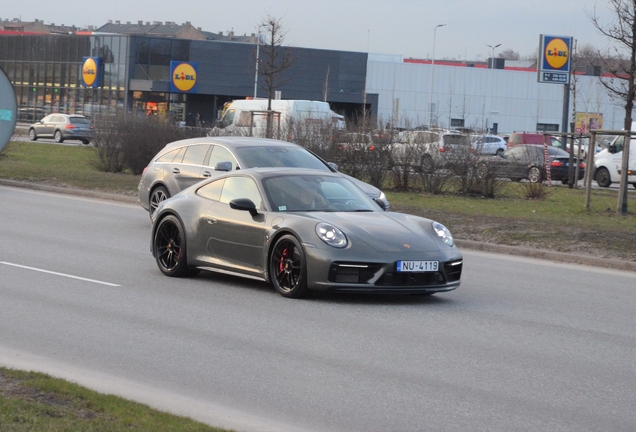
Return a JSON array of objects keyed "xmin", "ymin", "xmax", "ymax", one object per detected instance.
[{"xmin": 396, "ymin": 260, "xmax": 439, "ymax": 272}]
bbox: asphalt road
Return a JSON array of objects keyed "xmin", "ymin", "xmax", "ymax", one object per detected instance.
[{"xmin": 1, "ymin": 185, "xmax": 636, "ymax": 431}]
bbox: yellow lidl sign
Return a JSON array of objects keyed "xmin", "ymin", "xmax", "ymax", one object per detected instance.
[
  {"xmin": 81, "ymin": 57, "xmax": 100, "ymax": 88},
  {"xmin": 170, "ymin": 61, "xmax": 198, "ymax": 93},
  {"xmin": 538, "ymin": 35, "xmax": 572, "ymax": 84}
]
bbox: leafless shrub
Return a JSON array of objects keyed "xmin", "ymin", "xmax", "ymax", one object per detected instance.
[
  {"xmin": 91, "ymin": 113, "xmax": 209, "ymax": 174},
  {"xmin": 522, "ymin": 181, "xmax": 554, "ymax": 200}
]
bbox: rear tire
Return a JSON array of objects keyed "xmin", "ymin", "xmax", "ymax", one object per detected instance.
[
  {"xmin": 54, "ymin": 130, "xmax": 64, "ymax": 143},
  {"xmin": 153, "ymin": 215, "xmax": 198, "ymax": 277},
  {"xmin": 595, "ymin": 167, "xmax": 611, "ymax": 188},
  {"xmin": 28, "ymin": 128, "xmax": 37, "ymax": 141},
  {"xmin": 150, "ymin": 186, "xmax": 170, "ymax": 215},
  {"xmin": 528, "ymin": 166, "xmax": 542, "ymax": 183},
  {"xmin": 81, "ymin": 139, "xmax": 90, "ymax": 145}
]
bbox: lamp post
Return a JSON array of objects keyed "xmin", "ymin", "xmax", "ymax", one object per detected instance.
[
  {"xmin": 486, "ymin": 43, "xmax": 501, "ymax": 68},
  {"xmin": 486, "ymin": 44, "xmax": 501, "ymax": 133},
  {"xmin": 428, "ymin": 24, "xmax": 446, "ymax": 127},
  {"xmin": 253, "ymin": 26, "xmax": 263, "ymax": 98}
]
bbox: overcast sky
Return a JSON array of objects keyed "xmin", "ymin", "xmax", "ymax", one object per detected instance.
[{"xmin": 4, "ymin": 0, "xmax": 619, "ymax": 60}]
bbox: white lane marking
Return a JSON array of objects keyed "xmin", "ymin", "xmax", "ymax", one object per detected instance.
[{"xmin": 0, "ymin": 262, "xmax": 121, "ymax": 287}]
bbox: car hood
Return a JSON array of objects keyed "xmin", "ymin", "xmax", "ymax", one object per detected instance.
[
  {"xmin": 341, "ymin": 174, "xmax": 381, "ymax": 198},
  {"xmin": 300, "ymin": 211, "xmax": 442, "ymax": 253}
]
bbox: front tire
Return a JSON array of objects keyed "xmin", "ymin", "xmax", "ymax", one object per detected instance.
[
  {"xmin": 54, "ymin": 130, "xmax": 64, "ymax": 143},
  {"xmin": 153, "ymin": 215, "xmax": 197, "ymax": 277},
  {"xmin": 28, "ymin": 128, "xmax": 37, "ymax": 141},
  {"xmin": 270, "ymin": 235, "xmax": 309, "ymax": 298},
  {"xmin": 595, "ymin": 167, "xmax": 611, "ymax": 188},
  {"xmin": 150, "ymin": 186, "xmax": 170, "ymax": 215},
  {"xmin": 528, "ymin": 166, "xmax": 542, "ymax": 183}
]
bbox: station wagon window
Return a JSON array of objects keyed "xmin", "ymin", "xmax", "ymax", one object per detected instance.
[
  {"xmin": 197, "ymin": 178, "xmax": 224, "ymax": 201},
  {"xmin": 220, "ymin": 176, "xmax": 263, "ymax": 209},
  {"xmin": 182, "ymin": 144, "xmax": 211, "ymax": 165},
  {"xmin": 208, "ymin": 145, "xmax": 238, "ymax": 170},
  {"xmin": 155, "ymin": 146, "xmax": 186, "ymax": 163}
]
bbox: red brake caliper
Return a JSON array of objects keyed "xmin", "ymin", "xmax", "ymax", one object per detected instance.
[{"xmin": 279, "ymin": 247, "xmax": 288, "ymax": 274}]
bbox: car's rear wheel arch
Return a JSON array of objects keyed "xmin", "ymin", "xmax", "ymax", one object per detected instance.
[{"xmin": 152, "ymin": 212, "xmax": 199, "ymax": 277}]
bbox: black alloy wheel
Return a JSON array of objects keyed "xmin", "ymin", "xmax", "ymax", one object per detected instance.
[
  {"xmin": 28, "ymin": 128, "xmax": 37, "ymax": 141},
  {"xmin": 54, "ymin": 130, "xmax": 64, "ymax": 143},
  {"xmin": 153, "ymin": 215, "xmax": 198, "ymax": 277},
  {"xmin": 595, "ymin": 167, "xmax": 612, "ymax": 188},
  {"xmin": 270, "ymin": 235, "xmax": 309, "ymax": 298},
  {"xmin": 150, "ymin": 186, "xmax": 170, "ymax": 214}
]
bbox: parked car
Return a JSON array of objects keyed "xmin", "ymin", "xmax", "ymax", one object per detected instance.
[
  {"xmin": 138, "ymin": 136, "xmax": 390, "ymax": 214},
  {"xmin": 479, "ymin": 144, "xmax": 585, "ymax": 184},
  {"xmin": 594, "ymin": 124, "xmax": 636, "ymax": 188},
  {"xmin": 28, "ymin": 114, "xmax": 94, "ymax": 144},
  {"xmin": 150, "ymin": 168, "xmax": 463, "ymax": 298},
  {"xmin": 471, "ymin": 134, "xmax": 507, "ymax": 155},
  {"xmin": 507, "ymin": 132, "xmax": 561, "ymax": 148}
]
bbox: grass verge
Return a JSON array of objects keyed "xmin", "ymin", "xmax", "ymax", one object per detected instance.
[{"xmin": 0, "ymin": 367, "xmax": 230, "ymax": 431}]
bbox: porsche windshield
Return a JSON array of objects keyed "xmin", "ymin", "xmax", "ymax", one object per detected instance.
[{"xmin": 263, "ymin": 174, "xmax": 377, "ymax": 212}]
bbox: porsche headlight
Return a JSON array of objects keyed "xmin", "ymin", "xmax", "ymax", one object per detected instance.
[
  {"xmin": 432, "ymin": 221, "xmax": 454, "ymax": 247},
  {"xmin": 316, "ymin": 223, "xmax": 348, "ymax": 248}
]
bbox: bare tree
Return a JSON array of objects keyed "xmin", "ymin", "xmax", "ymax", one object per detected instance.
[
  {"xmin": 589, "ymin": 0, "xmax": 635, "ymax": 213},
  {"xmin": 498, "ymin": 48, "xmax": 520, "ymax": 60},
  {"xmin": 589, "ymin": 0, "xmax": 636, "ymax": 130},
  {"xmin": 257, "ymin": 15, "xmax": 295, "ymax": 138}
]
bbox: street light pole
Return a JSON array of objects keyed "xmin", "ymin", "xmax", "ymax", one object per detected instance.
[
  {"xmin": 486, "ymin": 43, "xmax": 501, "ymax": 68},
  {"xmin": 486, "ymin": 44, "xmax": 501, "ymax": 133},
  {"xmin": 428, "ymin": 24, "xmax": 446, "ymax": 128},
  {"xmin": 253, "ymin": 27, "xmax": 262, "ymax": 98}
]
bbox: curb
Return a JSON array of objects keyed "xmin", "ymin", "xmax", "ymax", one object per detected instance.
[
  {"xmin": 0, "ymin": 178, "xmax": 138, "ymax": 204},
  {"xmin": 455, "ymin": 239, "xmax": 636, "ymax": 273},
  {"xmin": 2, "ymin": 179, "xmax": 635, "ymax": 273}
]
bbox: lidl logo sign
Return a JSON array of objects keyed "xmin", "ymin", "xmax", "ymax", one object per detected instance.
[
  {"xmin": 538, "ymin": 35, "xmax": 572, "ymax": 85},
  {"xmin": 170, "ymin": 61, "xmax": 198, "ymax": 93},
  {"xmin": 544, "ymin": 38, "xmax": 569, "ymax": 70},
  {"xmin": 81, "ymin": 57, "xmax": 100, "ymax": 88}
]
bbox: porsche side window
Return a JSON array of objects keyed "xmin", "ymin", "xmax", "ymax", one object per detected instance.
[
  {"xmin": 197, "ymin": 178, "xmax": 225, "ymax": 201},
  {"xmin": 220, "ymin": 177, "xmax": 263, "ymax": 209}
]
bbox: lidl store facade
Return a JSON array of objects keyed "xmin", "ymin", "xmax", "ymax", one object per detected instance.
[
  {"xmin": 0, "ymin": 31, "xmax": 624, "ymax": 133},
  {"xmin": 0, "ymin": 33, "xmax": 374, "ymax": 125}
]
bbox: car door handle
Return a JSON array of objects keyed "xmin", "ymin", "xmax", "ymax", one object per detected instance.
[
  {"xmin": 172, "ymin": 168, "xmax": 180, "ymax": 174},
  {"xmin": 207, "ymin": 218, "xmax": 217, "ymax": 224},
  {"xmin": 202, "ymin": 170, "xmax": 212, "ymax": 177}
]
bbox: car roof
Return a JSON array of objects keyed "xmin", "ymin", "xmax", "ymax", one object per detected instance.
[{"xmin": 162, "ymin": 136, "xmax": 301, "ymax": 151}]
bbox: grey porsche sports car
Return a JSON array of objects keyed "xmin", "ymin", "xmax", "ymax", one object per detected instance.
[{"xmin": 150, "ymin": 168, "xmax": 462, "ymax": 298}]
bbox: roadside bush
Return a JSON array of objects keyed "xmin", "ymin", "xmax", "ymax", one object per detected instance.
[
  {"xmin": 91, "ymin": 114, "xmax": 209, "ymax": 174},
  {"xmin": 522, "ymin": 181, "xmax": 554, "ymax": 200}
]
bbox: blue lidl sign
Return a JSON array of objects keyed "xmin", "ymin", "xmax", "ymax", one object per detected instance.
[
  {"xmin": 81, "ymin": 57, "xmax": 101, "ymax": 88},
  {"xmin": 538, "ymin": 35, "xmax": 572, "ymax": 84},
  {"xmin": 170, "ymin": 61, "xmax": 198, "ymax": 93}
]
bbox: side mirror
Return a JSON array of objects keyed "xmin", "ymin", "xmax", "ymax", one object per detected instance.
[
  {"xmin": 230, "ymin": 198, "xmax": 258, "ymax": 216},
  {"xmin": 374, "ymin": 197, "xmax": 389, "ymax": 211},
  {"xmin": 215, "ymin": 161, "xmax": 233, "ymax": 172},
  {"xmin": 328, "ymin": 162, "xmax": 339, "ymax": 171}
]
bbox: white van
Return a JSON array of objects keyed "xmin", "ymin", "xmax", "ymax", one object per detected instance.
[
  {"xmin": 216, "ymin": 99, "xmax": 345, "ymax": 137},
  {"xmin": 594, "ymin": 122, "xmax": 636, "ymax": 189}
]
